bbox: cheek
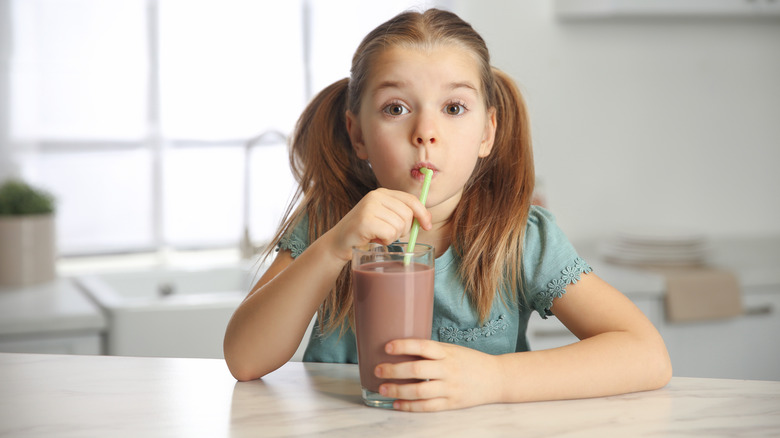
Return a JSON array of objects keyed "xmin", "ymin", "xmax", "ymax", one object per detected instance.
[
  {"xmin": 449, "ymin": 130, "xmax": 486, "ymax": 163},
  {"xmin": 363, "ymin": 123, "xmax": 406, "ymax": 159},
  {"xmin": 452, "ymin": 154, "xmax": 481, "ymax": 184},
  {"xmin": 365, "ymin": 138, "xmax": 401, "ymax": 165},
  {"xmin": 361, "ymin": 135, "xmax": 408, "ymax": 186},
  {"xmin": 443, "ymin": 135, "xmax": 485, "ymax": 184}
]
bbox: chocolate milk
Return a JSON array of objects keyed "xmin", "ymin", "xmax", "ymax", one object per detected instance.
[{"xmin": 353, "ymin": 261, "xmax": 434, "ymax": 393}]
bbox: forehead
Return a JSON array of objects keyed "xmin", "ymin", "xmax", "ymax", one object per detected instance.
[{"xmin": 365, "ymin": 45, "xmax": 484, "ymax": 96}]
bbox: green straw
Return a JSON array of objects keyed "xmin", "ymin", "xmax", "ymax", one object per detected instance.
[{"xmin": 404, "ymin": 167, "xmax": 433, "ymax": 265}]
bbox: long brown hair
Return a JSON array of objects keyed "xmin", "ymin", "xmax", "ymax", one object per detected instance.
[{"xmin": 266, "ymin": 9, "xmax": 534, "ymax": 334}]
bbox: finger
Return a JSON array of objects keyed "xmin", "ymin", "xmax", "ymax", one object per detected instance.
[
  {"xmin": 393, "ymin": 397, "xmax": 450, "ymax": 413},
  {"xmin": 398, "ymin": 194, "xmax": 432, "ymax": 230},
  {"xmin": 375, "ymin": 204, "xmax": 414, "ymax": 237},
  {"xmin": 362, "ymin": 191, "xmax": 416, "ymax": 238},
  {"xmin": 375, "ymin": 358, "xmax": 442, "ymax": 381},
  {"xmin": 378, "ymin": 188, "xmax": 431, "ymax": 230},
  {"xmin": 350, "ymin": 199, "xmax": 409, "ymax": 246},
  {"xmin": 365, "ymin": 218, "xmax": 405, "ymax": 246},
  {"xmin": 378, "ymin": 379, "xmax": 446, "ymax": 401},
  {"xmin": 385, "ymin": 339, "xmax": 446, "ymax": 360}
]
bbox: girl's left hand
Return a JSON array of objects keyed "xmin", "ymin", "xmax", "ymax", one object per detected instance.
[{"xmin": 374, "ymin": 339, "xmax": 503, "ymax": 412}]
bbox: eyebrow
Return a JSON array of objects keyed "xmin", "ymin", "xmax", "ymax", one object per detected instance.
[
  {"xmin": 372, "ymin": 80, "xmax": 479, "ymax": 96},
  {"xmin": 448, "ymin": 81, "xmax": 479, "ymax": 93},
  {"xmin": 372, "ymin": 80, "xmax": 404, "ymax": 96}
]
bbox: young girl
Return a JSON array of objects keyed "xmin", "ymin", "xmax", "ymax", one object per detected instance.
[{"xmin": 224, "ymin": 8, "xmax": 671, "ymax": 412}]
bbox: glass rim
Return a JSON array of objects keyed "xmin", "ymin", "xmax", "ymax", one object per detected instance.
[{"xmin": 352, "ymin": 241, "xmax": 434, "ymax": 256}]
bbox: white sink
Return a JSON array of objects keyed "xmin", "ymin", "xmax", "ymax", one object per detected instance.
[{"xmin": 76, "ymin": 265, "xmax": 257, "ymax": 359}]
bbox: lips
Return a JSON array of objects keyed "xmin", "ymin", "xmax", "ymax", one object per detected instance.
[{"xmin": 411, "ymin": 163, "xmax": 437, "ymax": 181}]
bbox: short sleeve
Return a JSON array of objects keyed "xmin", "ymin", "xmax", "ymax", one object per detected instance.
[
  {"xmin": 522, "ymin": 206, "xmax": 592, "ymax": 318},
  {"xmin": 276, "ymin": 215, "xmax": 309, "ymax": 258}
]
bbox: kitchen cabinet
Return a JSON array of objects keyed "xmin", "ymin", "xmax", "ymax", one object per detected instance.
[
  {"xmin": 555, "ymin": 0, "xmax": 780, "ymax": 18},
  {"xmin": 0, "ymin": 279, "xmax": 106, "ymax": 355},
  {"xmin": 659, "ymin": 286, "xmax": 780, "ymax": 381},
  {"xmin": 0, "ymin": 332, "xmax": 101, "ymax": 355}
]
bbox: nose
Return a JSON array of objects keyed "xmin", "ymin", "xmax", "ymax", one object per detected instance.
[
  {"xmin": 415, "ymin": 135, "xmax": 435, "ymax": 145},
  {"xmin": 412, "ymin": 110, "xmax": 437, "ymax": 148}
]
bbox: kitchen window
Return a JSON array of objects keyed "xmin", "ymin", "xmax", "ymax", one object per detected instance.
[{"xmin": 1, "ymin": 0, "xmax": 444, "ymax": 256}]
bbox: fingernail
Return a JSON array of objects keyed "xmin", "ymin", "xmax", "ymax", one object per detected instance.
[
  {"xmin": 385, "ymin": 343, "xmax": 393, "ymax": 354},
  {"xmin": 375, "ymin": 366, "xmax": 383, "ymax": 377},
  {"xmin": 379, "ymin": 385, "xmax": 388, "ymax": 396}
]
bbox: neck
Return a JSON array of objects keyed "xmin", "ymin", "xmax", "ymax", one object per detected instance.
[
  {"xmin": 399, "ymin": 187, "xmax": 462, "ymax": 258},
  {"xmin": 416, "ymin": 221, "xmax": 451, "ymax": 258},
  {"xmin": 402, "ymin": 205, "xmax": 454, "ymax": 259},
  {"xmin": 415, "ymin": 188, "xmax": 462, "ymax": 258}
]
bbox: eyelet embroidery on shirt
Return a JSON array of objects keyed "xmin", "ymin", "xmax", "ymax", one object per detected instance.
[
  {"xmin": 534, "ymin": 257, "xmax": 593, "ymax": 316},
  {"xmin": 277, "ymin": 234, "xmax": 306, "ymax": 258},
  {"xmin": 439, "ymin": 315, "xmax": 509, "ymax": 343},
  {"xmin": 440, "ymin": 326, "xmax": 463, "ymax": 343},
  {"xmin": 482, "ymin": 318, "xmax": 503, "ymax": 337}
]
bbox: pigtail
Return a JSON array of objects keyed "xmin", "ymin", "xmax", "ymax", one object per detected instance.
[
  {"xmin": 266, "ymin": 78, "xmax": 377, "ymax": 335},
  {"xmin": 452, "ymin": 68, "xmax": 535, "ymax": 322},
  {"xmin": 290, "ymin": 78, "xmax": 376, "ymax": 221}
]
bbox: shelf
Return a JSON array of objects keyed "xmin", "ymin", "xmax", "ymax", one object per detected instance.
[{"xmin": 555, "ymin": 0, "xmax": 780, "ymax": 19}]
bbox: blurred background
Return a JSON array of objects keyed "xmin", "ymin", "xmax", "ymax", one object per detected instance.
[
  {"xmin": 1, "ymin": 0, "xmax": 778, "ymax": 257},
  {"xmin": 0, "ymin": 1, "xmax": 779, "ymax": 375}
]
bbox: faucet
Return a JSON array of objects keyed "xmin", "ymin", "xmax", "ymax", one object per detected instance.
[{"xmin": 240, "ymin": 130, "xmax": 288, "ymax": 259}]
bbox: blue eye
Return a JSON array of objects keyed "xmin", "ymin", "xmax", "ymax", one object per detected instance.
[
  {"xmin": 384, "ymin": 104, "xmax": 409, "ymax": 116},
  {"xmin": 445, "ymin": 103, "xmax": 466, "ymax": 116}
]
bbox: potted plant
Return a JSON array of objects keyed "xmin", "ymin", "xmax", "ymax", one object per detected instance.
[{"xmin": 0, "ymin": 179, "xmax": 57, "ymax": 287}]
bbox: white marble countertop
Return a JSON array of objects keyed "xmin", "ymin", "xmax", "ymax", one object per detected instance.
[
  {"xmin": 1, "ymin": 353, "xmax": 778, "ymax": 437},
  {"xmin": 0, "ymin": 279, "xmax": 105, "ymax": 337}
]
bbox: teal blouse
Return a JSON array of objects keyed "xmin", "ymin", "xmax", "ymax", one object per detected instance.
[{"xmin": 277, "ymin": 206, "xmax": 592, "ymax": 363}]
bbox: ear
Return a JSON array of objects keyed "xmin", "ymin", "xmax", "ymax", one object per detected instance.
[
  {"xmin": 346, "ymin": 110, "xmax": 368, "ymax": 160},
  {"xmin": 478, "ymin": 107, "xmax": 497, "ymax": 158}
]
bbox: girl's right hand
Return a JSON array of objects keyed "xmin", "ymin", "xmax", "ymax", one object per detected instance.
[{"xmin": 326, "ymin": 188, "xmax": 432, "ymax": 262}]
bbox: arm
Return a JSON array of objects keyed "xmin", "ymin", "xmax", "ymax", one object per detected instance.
[
  {"xmin": 223, "ymin": 189, "xmax": 432, "ymax": 381},
  {"xmin": 376, "ymin": 272, "xmax": 672, "ymax": 411},
  {"xmin": 223, "ymin": 236, "xmax": 345, "ymax": 381},
  {"xmin": 497, "ymin": 272, "xmax": 672, "ymax": 401}
]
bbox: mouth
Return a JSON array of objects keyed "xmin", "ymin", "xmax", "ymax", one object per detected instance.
[{"xmin": 411, "ymin": 163, "xmax": 438, "ymax": 181}]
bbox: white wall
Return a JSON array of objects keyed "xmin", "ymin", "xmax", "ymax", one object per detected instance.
[
  {"xmin": 453, "ymin": 1, "xmax": 780, "ymax": 241},
  {"xmin": 0, "ymin": 0, "xmax": 18, "ymax": 179}
]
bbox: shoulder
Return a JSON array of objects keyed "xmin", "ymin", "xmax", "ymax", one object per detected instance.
[{"xmin": 523, "ymin": 205, "xmax": 568, "ymax": 255}]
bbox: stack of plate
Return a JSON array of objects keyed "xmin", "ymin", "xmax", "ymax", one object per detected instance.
[{"xmin": 599, "ymin": 229, "xmax": 710, "ymax": 267}]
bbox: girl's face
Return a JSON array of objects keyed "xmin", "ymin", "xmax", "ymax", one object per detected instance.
[{"xmin": 346, "ymin": 45, "xmax": 496, "ymax": 215}]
